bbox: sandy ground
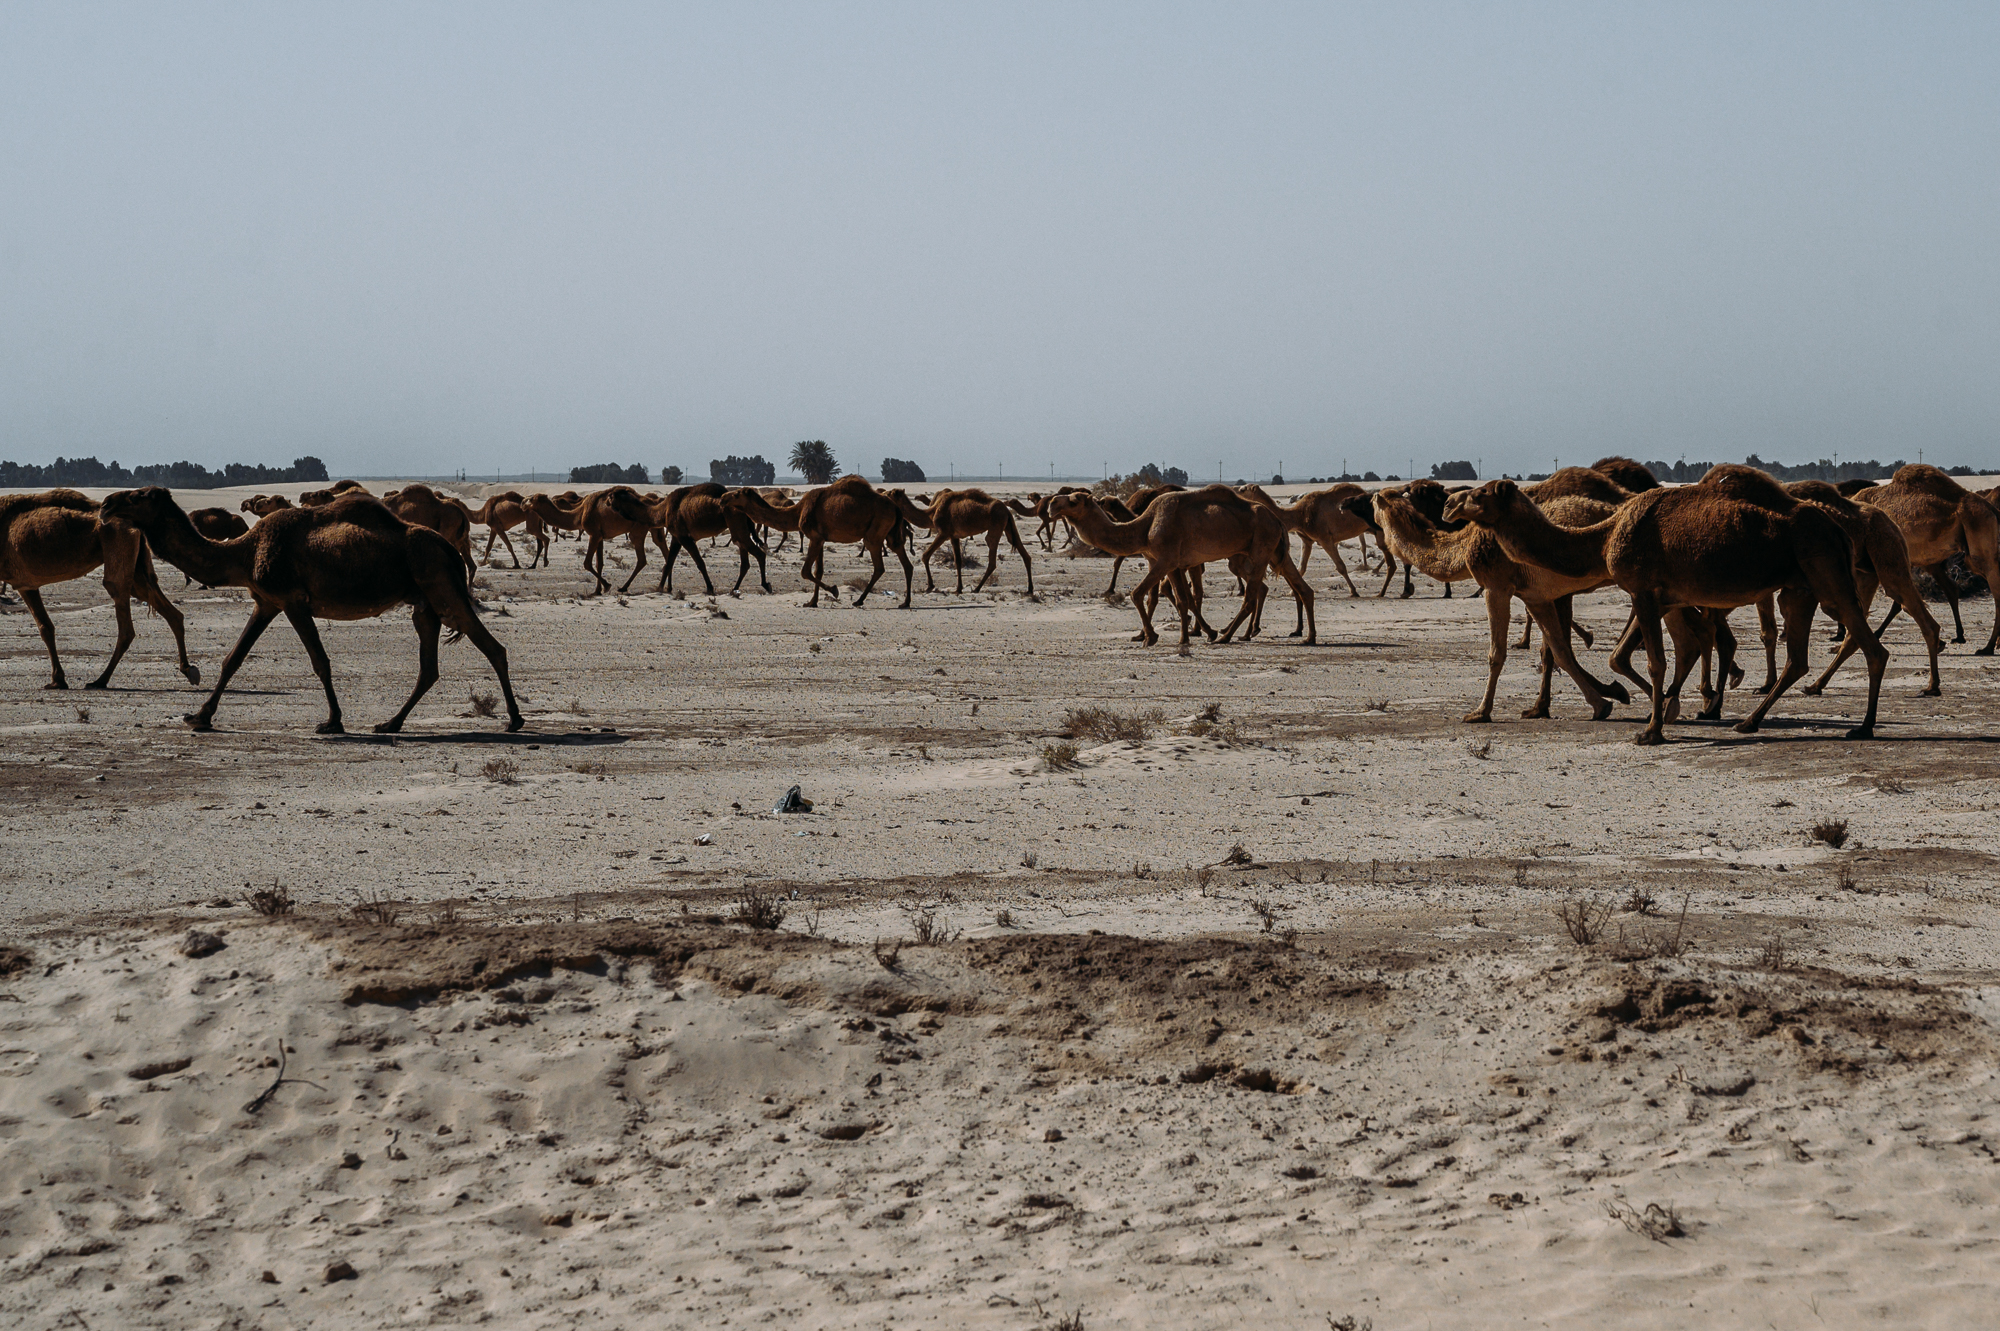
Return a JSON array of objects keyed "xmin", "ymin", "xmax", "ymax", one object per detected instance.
[{"xmin": 2, "ymin": 484, "xmax": 1999, "ymax": 1328}]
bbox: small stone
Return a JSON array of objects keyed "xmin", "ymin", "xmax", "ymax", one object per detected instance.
[
  {"xmin": 339, "ymin": 1152, "xmax": 363, "ymax": 1170},
  {"xmin": 1043, "ymin": 1128, "xmax": 1065, "ymax": 1143},
  {"xmin": 323, "ymin": 1260, "xmax": 357, "ymax": 1283},
  {"xmin": 179, "ymin": 929, "xmax": 226, "ymax": 959},
  {"xmin": 261, "ymin": 1271, "xmax": 278, "ymax": 1284}
]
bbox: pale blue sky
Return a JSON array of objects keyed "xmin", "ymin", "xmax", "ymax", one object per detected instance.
[{"xmin": 3, "ymin": 3, "xmax": 1996, "ymax": 480}]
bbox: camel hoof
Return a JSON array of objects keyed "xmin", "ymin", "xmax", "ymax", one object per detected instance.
[
  {"xmin": 183, "ymin": 714, "xmax": 214, "ymax": 732},
  {"xmin": 1603, "ymin": 681, "xmax": 1631, "ymax": 705},
  {"xmin": 1588, "ymin": 701, "xmax": 1611, "ymax": 721},
  {"xmin": 1845, "ymin": 725, "xmax": 1876, "ymax": 740},
  {"xmin": 1920, "ymin": 687, "xmax": 1942, "ymax": 697},
  {"xmin": 1976, "ymin": 646, "xmax": 1996, "ymax": 657},
  {"xmin": 182, "ymin": 665, "xmax": 201, "ymax": 685},
  {"xmin": 83, "ymin": 679, "xmax": 108, "ymax": 691},
  {"xmin": 1522, "ymin": 706, "xmax": 1551, "ymax": 719},
  {"xmin": 1731, "ymin": 719, "xmax": 1760, "ymax": 734},
  {"xmin": 1461, "ymin": 712, "xmax": 1492, "ymax": 724},
  {"xmin": 316, "ymin": 719, "xmax": 346, "ymax": 735},
  {"xmin": 372, "ymin": 720, "xmax": 403, "ymax": 734},
  {"xmin": 43, "ymin": 679, "xmax": 68, "ymax": 691},
  {"xmin": 1633, "ymin": 730, "xmax": 1665, "ymax": 746},
  {"xmin": 1800, "ymin": 685, "xmax": 1823, "ymax": 697},
  {"xmin": 506, "ymin": 716, "xmax": 525, "ymax": 733}
]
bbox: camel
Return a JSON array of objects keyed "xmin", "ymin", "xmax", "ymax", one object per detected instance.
[
  {"xmin": 1586, "ymin": 457, "xmax": 1663, "ymax": 494},
  {"xmin": 724, "ymin": 477, "xmax": 913, "ymax": 608},
  {"xmin": 98, "ymin": 486, "xmax": 522, "ymax": 734},
  {"xmin": 648, "ymin": 484, "xmax": 771, "ymax": 594},
  {"xmin": 1048, "ymin": 488, "xmax": 1316, "ymax": 646},
  {"xmin": 180, "ymin": 508, "xmax": 251, "ymax": 587},
  {"xmin": 240, "ymin": 494, "xmax": 293, "ymax": 518},
  {"xmin": 468, "ymin": 492, "xmax": 550, "ymax": 569},
  {"xmin": 894, "ymin": 488, "xmax": 1034, "ymax": 595},
  {"xmin": 300, "ymin": 479, "xmax": 369, "ymax": 506},
  {"xmin": 0, "ymin": 489, "xmax": 201, "ymax": 690},
  {"xmin": 1848, "ymin": 465, "xmax": 2000, "ymax": 654},
  {"xmin": 561, "ymin": 487, "xmax": 665, "ymax": 595},
  {"xmin": 1448, "ymin": 472, "xmax": 1886, "ymax": 744},
  {"xmin": 1239, "ymin": 483, "xmax": 1398, "ymax": 605},
  {"xmin": 377, "ymin": 484, "xmax": 478, "ymax": 579},
  {"xmin": 1381, "ymin": 486, "xmax": 1630, "ymax": 721}
]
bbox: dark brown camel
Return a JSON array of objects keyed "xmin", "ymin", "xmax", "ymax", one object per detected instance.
[
  {"xmin": 0, "ymin": 490, "xmax": 201, "ymax": 690},
  {"xmin": 98, "ymin": 487, "xmax": 522, "ymax": 734},
  {"xmin": 649, "ymin": 484, "xmax": 771, "ymax": 594},
  {"xmin": 725, "ymin": 476, "xmax": 913, "ymax": 607}
]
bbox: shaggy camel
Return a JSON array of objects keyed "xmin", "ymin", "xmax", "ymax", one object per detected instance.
[
  {"xmin": 240, "ymin": 494, "xmax": 294, "ymax": 517},
  {"xmin": 649, "ymin": 484, "xmax": 771, "ymax": 594},
  {"xmin": 1451, "ymin": 472, "xmax": 1885, "ymax": 744},
  {"xmin": 725, "ymin": 477, "xmax": 913, "ymax": 608},
  {"xmin": 0, "ymin": 490, "xmax": 201, "ymax": 690},
  {"xmin": 99, "ymin": 487, "xmax": 523, "ymax": 734},
  {"xmin": 1048, "ymin": 489, "xmax": 1316, "ymax": 646},
  {"xmin": 1382, "ymin": 486, "xmax": 1630, "ymax": 722},
  {"xmin": 379, "ymin": 484, "xmax": 478, "ymax": 579},
  {"xmin": 1849, "ymin": 465, "xmax": 2000, "ymax": 654},
  {"xmin": 469, "ymin": 492, "xmax": 549, "ymax": 569},
  {"xmin": 894, "ymin": 488, "xmax": 1034, "ymax": 595}
]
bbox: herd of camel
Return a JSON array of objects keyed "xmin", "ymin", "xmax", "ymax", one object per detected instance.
[{"xmin": 1, "ymin": 459, "xmax": 1996, "ymax": 745}]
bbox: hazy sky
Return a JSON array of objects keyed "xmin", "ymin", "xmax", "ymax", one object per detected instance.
[{"xmin": 4, "ymin": 3, "xmax": 1997, "ymax": 480}]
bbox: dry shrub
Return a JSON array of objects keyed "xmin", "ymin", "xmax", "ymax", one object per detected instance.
[
  {"xmin": 1556, "ymin": 897, "xmax": 1613, "ymax": 946},
  {"xmin": 248, "ymin": 884, "xmax": 294, "ymax": 917},
  {"xmin": 1281, "ymin": 1164, "xmax": 1320, "ymax": 1180},
  {"xmin": 1363, "ymin": 698, "xmax": 1391, "ymax": 712},
  {"xmin": 570, "ymin": 759, "xmax": 609, "ymax": 779},
  {"xmin": 1248, "ymin": 898, "xmax": 1281, "ymax": 931},
  {"xmin": 993, "ymin": 909, "xmax": 1016, "ymax": 929},
  {"xmin": 1222, "ymin": 843, "xmax": 1253, "ymax": 866},
  {"xmin": 1132, "ymin": 861, "xmax": 1153, "ymax": 880},
  {"xmin": 1810, "ymin": 818, "xmax": 1849, "ymax": 849},
  {"xmin": 1605, "ymin": 1199, "xmax": 1685, "ymax": 1242},
  {"xmin": 1466, "ymin": 738, "xmax": 1491, "ymax": 759},
  {"xmin": 350, "ymin": 888, "xmax": 401, "ymax": 927},
  {"xmin": 1018, "ymin": 848, "xmax": 1039, "ymax": 869},
  {"xmin": 468, "ymin": 686, "xmax": 498, "ymax": 718},
  {"xmin": 730, "ymin": 890, "xmax": 788, "ymax": 930},
  {"xmin": 1757, "ymin": 935, "xmax": 1788, "ymax": 971},
  {"xmin": 432, "ymin": 899, "xmax": 462, "ymax": 927},
  {"xmin": 1609, "ymin": 893, "xmax": 1692, "ymax": 960},
  {"xmin": 905, "ymin": 903, "xmax": 961, "ymax": 945},
  {"xmin": 481, "ymin": 756, "xmax": 520, "ymax": 785},
  {"xmin": 74, "ymin": 706, "xmax": 91, "ymax": 724},
  {"xmin": 1622, "ymin": 887, "xmax": 1657, "ymax": 916},
  {"xmin": 1061, "ymin": 705, "xmax": 1163, "ymax": 743},
  {"xmin": 1040, "ymin": 740, "xmax": 1081, "ymax": 772},
  {"xmin": 872, "ymin": 937, "xmax": 903, "ymax": 971}
]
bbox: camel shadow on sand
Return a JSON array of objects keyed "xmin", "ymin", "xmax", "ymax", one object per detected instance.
[{"xmin": 318, "ymin": 729, "xmax": 628, "ymax": 747}]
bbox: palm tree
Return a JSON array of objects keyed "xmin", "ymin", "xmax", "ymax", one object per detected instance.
[{"xmin": 790, "ymin": 440, "xmax": 838, "ymax": 485}]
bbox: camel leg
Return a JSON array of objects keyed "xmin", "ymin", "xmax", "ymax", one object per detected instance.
[
  {"xmin": 892, "ymin": 536, "xmax": 914, "ymax": 609},
  {"xmin": 802, "ymin": 536, "xmax": 838, "ymax": 606},
  {"xmin": 582, "ymin": 537, "xmax": 609, "ymax": 594},
  {"xmin": 918, "ymin": 533, "xmax": 946, "ymax": 593},
  {"xmin": 1928, "ymin": 562, "xmax": 1964, "ymax": 643},
  {"xmin": 1129, "ymin": 565, "xmax": 1169, "ymax": 646},
  {"xmin": 1965, "ymin": 547, "xmax": 2000, "ymax": 656},
  {"xmin": 20, "ymin": 589, "xmax": 69, "ymax": 689},
  {"xmin": 972, "ymin": 531, "xmax": 1002, "ymax": 593},
  {"xmin": 1007, "ymin": 523, "xmax": 1033, "ymax": 594},
  {"xmin": 124, "ymin": 547, "xmax": 199, "ymax": 685},
  {"xmin": 373, "ymin": 604, "xmax": 441, "ymax": 734},
  {"xmin": 1631, "ymin": 592, "xmax": 1673, "ymax": 745},
  {"xmin": 1747, "ymin": 594, "xmax": 1779, "ymax": 693},
  {"xmin": 676, "ymin": 534, "xmax": 717, "ymax": 596},
  {"xmin": 1733, "ymin": 588, "xmax": 1823, "ymax": 735},
  {"xmin": 1276, "ymin": 543, "xmax": 1315, "ymax": 644},
  {"xmin": 852, "ymin": 540, "xmax": 887, "ymax": 608},
  {"xmin": 1696, "ymin": 611, "xmax": 1738, "ymax": 721},
  {"xmin": 86, "ymin": 595, "xmax": 138, "ymax": 690},
  {"xmin": 616, "ymin": 532, "xmax": 650, "ymax": 595},
  {"xmin": 1530, "ymin": 595, "xmax": 1625, "ymax": 718},
  {"xmin": 1513, "ymin": 608, "xmax": 1533, "ymax": 650},
  {"xmin": 1325, "ymin": 542, "xmax": 1361, "ymax": 599},
  {"xmin": 281, "ymin": 605, "xmax": 348, "ymax": 734},
  {"xmin": 1524, "ymin": 601, "xmax": 1562, "ymax": 718},
  {"xmin": 425, "ymin": 587, "xmax": 524, "ymax": 733},
  {"xmin": 1465, "ymin": 589, "xmax": 1513, "ymax": 723},
  {"xmin": 186, "ymin": 606, "xmax": 280, "ymax": 732},
  {"xmin": 1396, "ymin": 559, "xmax": 1414, "ymax": 599},
  {"xmin": 1106, "ymin": 557, "xmax": 1126, "ymax": 598},
  {"xmin": 731, "ymin": 531, "xmax": 770, "ymax": 594}
]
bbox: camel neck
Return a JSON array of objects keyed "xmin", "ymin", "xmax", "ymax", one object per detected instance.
[
  {"xmin": 1483, "ymin": 504, "xmax": 1613, "ymax": 581},
  {"xmin": 1060, "ymin": 500, "xmax": 1149, "ymax": 556},
  {"xmin": 1374, "ymin": 503, "xmax": 1469, "ymax": 578},
  {"xmin": 138, "ymin": 503, "xmax": 246, "ymax": 588}
]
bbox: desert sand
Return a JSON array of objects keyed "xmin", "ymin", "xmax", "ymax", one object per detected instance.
[{"xmin": 2, "ymin": 481, "xmax": 1998, "ymax": 1329}]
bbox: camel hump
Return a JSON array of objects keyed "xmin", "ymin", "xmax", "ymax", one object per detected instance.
[
  {"xmin": 1525, "ymin": 468, "xmax": 1629, "ymax": 506},
  {"xmin": 1890, "ymin": 463, "xmax": 1970, "ymax": 500},
  {"xmin": 1785, "ymin": 479, "xmax": 1862, "ymax": 517},
  {"xmin": 1699, "ymin": 464, "xmax": 1796, "ymax": 508},
  {"xmin": 1588, "ymin": 456, "xmax": 1660, "ymax": 491}
]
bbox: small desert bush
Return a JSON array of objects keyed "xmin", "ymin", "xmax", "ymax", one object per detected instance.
[
  {"xmin": 1248, "ymin": 898, "xmax": 1282, "ymax": 932},
  {"xmin": 1810, "ymin": 818, "xmax": 1849, "ymax": 849},
  {"xmin": 74, "ymin": 706, "xmax": 91, "ymax": 724},
  {"xmin": 350, "ymin": 888, "xmax": 401, "ymax": 927},
  {"xmin": 481, "ymin": 757, "xmax": 521, "ymax": 785},
  {"xmin": 872, "ymin": 937, "xmax": 903, "ymax": 970},
  {"xmin": 730, "ymin": 890, "xmax": 789, "ymax": 931},
  {"xmin": 905, "ymin": 904, "xmax": 961, "ymax": 945},
  {"xmin": 1018, "ymin": 848, "xmax": 1039, "ymax": 869},
  {"xmin": 1040, "ymin": 740, "xmax": 1081, "ymax": 772},
  {"xmin": 468, "ymin": 685, "xmax": 498, "ymax": 718},
  {"xmin": 1061, "ymin": 705, "xmax": 1163, "ymax": 743},
  {"xmin": 993, "ymin": 909, "xmax": 1016, "ymax": 929},
  {"xmin": 248, "ymin": 884, "xmax": 294, "ymax": 917},
  {"xmin": 1555, "ymin": 896, "xmax": 1612, "ymax": 947},
  {"xmin": 1606, "ymin": 1199, "xmax": 1685, "ymax": 1242}
]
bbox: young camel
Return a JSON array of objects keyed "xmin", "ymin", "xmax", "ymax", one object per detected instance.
[
  {"xmin": 903, "ymin": 489, "xmax": 1035, "ymax": 595},
  {"xmin": 300, "ymin": 480, "xmax": 369, "ymax": 506},
  {"xmin": 98, "ymin": 487, "xmax": 522, "ymax": 734},
  {"xmin": 1048, "ymin": 489, "xmax": 1316, "ymax": 646},
  {"xmin": 1848, "ymin": 465, "xmax": 2000, "ymax": 653},
  {"xmin": 724, "ymin": 476, "xmax": 913, "ymax": 608},
  {"xmin": 469, "ymin": 492, "xmax": 550, "ymax": 569},
  {"xmin": 648, "ymin": 484, "xmax": 771, "ymax": 594},
  {"xmin": 1453, "ymin": 474, "xmax": 1886, "ymax": 744},
  {"xmin": 1, "ymin": 490, "xmax": 201, "ymax": 690},
  {"xmin": 1385, "ymin": 486, "xmax": 1631, "ymax": 722}
]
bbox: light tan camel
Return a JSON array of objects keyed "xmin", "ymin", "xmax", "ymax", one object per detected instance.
[
  {"xmin": 648, "ymin": 484, "xmax": 771, "ymax": 594},
  {"xmin": 1048, "ymin": 488, "xmax": 1316, "ymax": 646},
  {"xmin": 468, "ymin": 492, "xmax": 549, "ymax": 569},
  {"xmin": 379, "ymin": 484, "xmax": 478, "ymax": 579},
  {"xmin": 1849, "ymin": 465, "xmax": 2000, "ymax": 654},
  {"xmin": 240, "ymin": 494, "xmax": 294, "ymax": 517},
  {"xmin": 1384, "ymin": 486, "xmax": 1630, "ymax": 721},
  {"xmin": 896, "ymin": 488, "xmax": 1034, "ymax": 594},
  {"xmin": 725, "ymin": 476, "xmax": 914, "ymax": 607},
  {"xmin": 1451, "ymin": 472, "xmax": 1886, "ymax": 744},
  {"xmin": 99, "ymin": 487, "xmax": 522, "ymax": 734},
  {"xmin": 0, "ymin": 490, "xmax": 201, "ymax": 690}
]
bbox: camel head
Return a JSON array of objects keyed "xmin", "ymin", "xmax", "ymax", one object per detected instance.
[
  {"xmin": 1046, "ymin": 492, "xmax": 1096, "ymax": 524},
  {"xmin": 1441, "ymin": 478, "xmax": 1523, "ymax": 528},
  {"xmin": 100, "ymin": 486, "xmax": 185, "ymax": 531},
  {"xmin": 1340, "ymin": 492, "xmax": 1379, "ymax": 533}
]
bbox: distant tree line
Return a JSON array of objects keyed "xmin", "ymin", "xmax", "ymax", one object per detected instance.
[
  {"xmin": 1643, "ymin": 454, "xmax": 1981, "ymax": 484},
  {"xmin": 710, "ymin": 454, "xmax": 776, "ymax": 486},
  {"xmin": 569, "ymin": 463, "xmax": 650, "ymax": 485},
  {"xmin": 0, "ymin": 455, "xmax": 329, "ymax": 489},
  {"xmin": 881, "ymin": 457, "xmax": 925, "ymax": 483}
]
